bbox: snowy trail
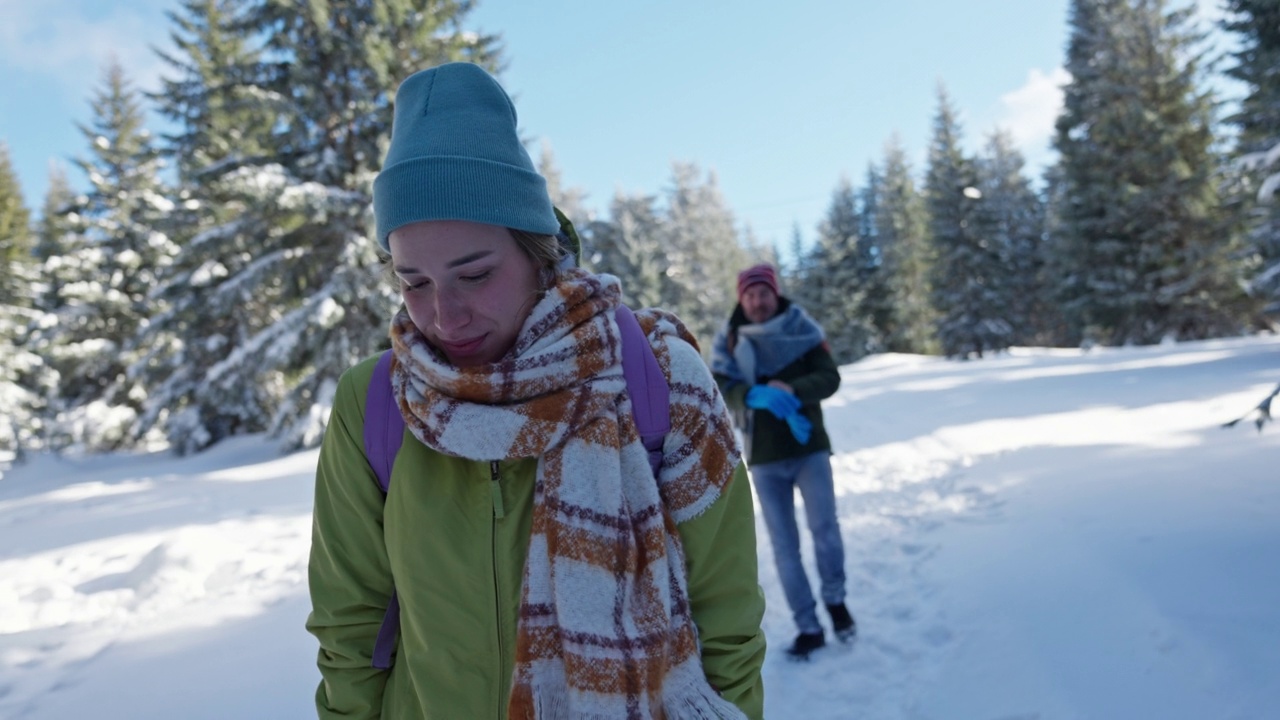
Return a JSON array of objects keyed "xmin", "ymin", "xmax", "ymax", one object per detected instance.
[
  {"xmin": 2, "ymin": 335, "xmax": 1278, "ymax": 719},
  {"xmin": 914, "ymin": 435, "xmax": 1280, "ymax": 720},
  {"xmin": 0, "ymin": 438, "xmax": 319, "ymax": 719},
  {"xmin": 758, "ymin": 336, "xmax": 1280, "ymax": 718}
]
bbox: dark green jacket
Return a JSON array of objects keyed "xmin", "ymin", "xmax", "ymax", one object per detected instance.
[
  {"xmin": 308, "ymin": 352, "xmax": 767, "ymax": 719},
  {"xmin": 714, "ymin": 302, "xmax": 841, "ymax": 466}
]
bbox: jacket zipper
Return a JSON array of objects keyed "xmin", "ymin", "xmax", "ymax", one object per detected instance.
[
  {"xmin": 490, "ymin": 459, "xmax": 504, "ymax": 718},
  {"xmin": 490, "ymin": 459, "xmax": 506, "ymax": 519}
]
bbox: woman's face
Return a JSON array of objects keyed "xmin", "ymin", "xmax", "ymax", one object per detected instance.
[{"xmin": 389, "ymin": 220, "xmax": 542, "ymax": 367}]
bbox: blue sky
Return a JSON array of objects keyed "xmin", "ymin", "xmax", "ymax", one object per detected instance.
[{"xmin": 0, "ymin": 0, "xmax": 1229, "ymax": 253}]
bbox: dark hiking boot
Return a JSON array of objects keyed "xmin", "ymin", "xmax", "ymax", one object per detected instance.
[
  {"xmin": 785, "ymin": 631, "xmax": 826, "ymax": 660},
  {"xmin": 827, "ymin": 603, "xmax": 857, "ymax": 642}
]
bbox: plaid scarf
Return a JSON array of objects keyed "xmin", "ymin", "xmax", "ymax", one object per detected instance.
[{"xmin": 389, "ymin": 269, "xmax": 746, "ymax": 719}]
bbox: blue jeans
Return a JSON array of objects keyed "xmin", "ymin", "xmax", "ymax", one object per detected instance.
[{"xmin": 750, "ymin": 451, "xmax": 846, "ymax": 635}]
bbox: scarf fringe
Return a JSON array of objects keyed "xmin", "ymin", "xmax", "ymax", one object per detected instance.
[
  {"xmin": 661, "ymin": 658, "xmax": 750, "ymax": 719},
  {"xmin": 664, "ymin": 690, "xmax": 749, "ymax": 719},
  {"xmin": 527, "ymin": 687, "xmax": 570, "ymax": 720},
  {"xmin": 519, "ymin": 668, "xmax": 747, "ymax": 720}
]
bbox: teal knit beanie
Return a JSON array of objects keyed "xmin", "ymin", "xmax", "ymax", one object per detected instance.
[{"xmin": 373, "ymin": 63, "xmax": 559, "ymax": 251}]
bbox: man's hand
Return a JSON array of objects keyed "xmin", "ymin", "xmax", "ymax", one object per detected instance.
[{"xmin": 745, "ymin": 385, "xmax": 802, "ymax": 419}]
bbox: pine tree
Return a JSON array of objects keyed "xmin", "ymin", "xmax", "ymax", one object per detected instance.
[
  {"xmin": 784, "ymin": 222, "xmax": 820, "ymax": 312},
  {"xmin": 1222, "ymin": 0, "xmax": 1280, "ymax": 318},
  {"xmin": 32, "ymin": 162, "xmax": 78, "ymax": 315},
  {"xmin": 144, "ymin": 0, "xmax": 501, "ymax": 452},
  {"xmin": 738, "ymin": 225, "xmax": 778, "ymax": 270},
  {"xmin": 876, "ymin": 137, "xmax": 937, "ymax": 354},
  {"xmin": 976, "ymin": 129, "xmax": 1048, "ymax": 345},
  {"xmin": 855, "ymin": 163, "xmax": 895, "ymax": 349},
  {"xmin": 810, "ymin": 176, "xmax": 875, "ymax": 362},
  {"xmin": 0, "ymin": 142, "xmax": 46, "ymax": 460},
  {"xmin": 34, "ymin": 60, "xmax": 176, "ymax": 451},
  {"xmin": 926, "ymin": 86, "xmax": 1011, "ymax": 358},
  {"xmin": 154, "ymin": 0, "xmax": 276, "ymax": 177},
  {"xmin": 539, "ymin": 141, "xmax": 591, "ymax": 231},
  {"xmin": 586, "ymin": 167, "xmax": 758, "ymax": 347},
  {"xmin": 20, "ymin": 163, "xmax": 78, "ymax": 452},
  {"xmin": 1223, "ymin": 0, "xmax": 1280, "ymax": 156},
  {"xmin": 0, "ymin": 143, "xmax": 30, "ymax": 308},
  {"xmin": 1039, "ymin": 164, "xmax": 1078, "ymax": 345},
  {"xmin": 583, "ymin": 192, "xmax": 667, "ymax": 309},
  {"xmin": 660, "ymin": 162, "xmax": 749, "ymax": 349},
  {"xmin": 134, "ymin": 0, "xmax": 283, "ymax": 451},
  {"xmin": 1054, "ymin": 0, "xmax": 1250, "ymax": 344}
]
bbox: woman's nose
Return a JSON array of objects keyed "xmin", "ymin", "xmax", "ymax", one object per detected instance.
[{"xmin": 432, "ymin": 288, "xmax": 470, "ymax": 332}]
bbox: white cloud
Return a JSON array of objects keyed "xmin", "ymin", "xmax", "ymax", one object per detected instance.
[
  {"xmin": 996, "ymin": 67, "xmax": 1070, "ymax": 153},
  {"xmin": 0, "ymin": 0, "xmax": 173, "ymax": 101}
]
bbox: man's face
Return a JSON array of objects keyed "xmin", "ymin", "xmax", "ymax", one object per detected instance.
[{"xmin": 741, "ymin": 283, "xmax": 779, "ymax": 325}]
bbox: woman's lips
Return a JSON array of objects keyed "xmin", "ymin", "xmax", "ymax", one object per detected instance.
[{"xmin": 437, "ymin": 335, "xmax": 486, "ymax": 356}]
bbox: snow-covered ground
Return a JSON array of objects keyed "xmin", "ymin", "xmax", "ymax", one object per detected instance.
[{"xmin": 2, "ymin": 335, "xmax": 1277, "ymax": 719}]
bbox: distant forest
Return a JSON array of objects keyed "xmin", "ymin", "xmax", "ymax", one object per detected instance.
[{"xmin": 0, "ymin": 0, "xmax": 1276, "ymax": 457}]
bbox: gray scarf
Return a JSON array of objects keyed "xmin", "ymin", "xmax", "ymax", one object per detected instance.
[{"xmin": 711, "ymin": 303, "xmax": 825, "ymax": 384}]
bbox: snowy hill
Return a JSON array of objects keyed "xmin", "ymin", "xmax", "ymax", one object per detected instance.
[{"xmin": 2, "ymin": 335, "xmax": 1278, "ymax": 719}]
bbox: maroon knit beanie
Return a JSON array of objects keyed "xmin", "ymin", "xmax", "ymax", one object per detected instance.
[{"xmin": 737, "ymin": 263, "xmax": 779, "ymax": 301}]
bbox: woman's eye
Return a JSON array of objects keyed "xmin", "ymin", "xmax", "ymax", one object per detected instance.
[
  {"xmin": 402, "ymin": 279, "xmax": 429, "ymax": 292},
  {"xmin": 460, "ymin": 271, "xmax": 491, "ymax": 283}
]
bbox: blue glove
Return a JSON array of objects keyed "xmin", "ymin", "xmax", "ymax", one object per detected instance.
[
  {"xmin": 786, "ymin": 412, "xmax": 812, "ymax": 444},
  {"xmin": 745, "ymin": 385, "xmax": 802, "ymax": 419}
]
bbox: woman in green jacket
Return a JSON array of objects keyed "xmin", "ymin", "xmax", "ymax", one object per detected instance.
[{"xmin": 306, "ymin": 62, "xmax": 766, "ymax": 719}]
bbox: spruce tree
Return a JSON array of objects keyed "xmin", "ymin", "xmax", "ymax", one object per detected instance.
[
  {"xmin": 1223, "ymin": 0, "xmax": 1280, "ymax": 156},
  {"xmin": 1054, "ymin": 0, "xmax": 1250, "ymax": 344},
  {"xmin": 778, "ymin": 224, "xmax": 801, "ymax": 300},
  {"xmin": 660, "ymin": 162, "xmax": 749, "ymax": 349},
  {"xmin": 810, "ymin": 176, "xmax": 875, "ymax": 362},
  {"xmin": 738, "ymin": 225, "xmax": 778, "ymax": 271},
  {"xmin": 135, "ymin": 0, "xmax": 283, "ymax": 451},
  {"xmin": 539, "ymin": 141, "xmax": 591, "ymax": 232},
  {"xmin": 784, "ymin": 222, "xmax": 826, "ymax": 323},
  {"xmin": 782, "ymin": 222, "xmax": 805, "ymax": 291},
  {"xmin": 1222, "ymin": 0, "xmax": 1280, "ymax": 318},
  {"xmin": 0, "ymin": 143, "xmax": 45, "ymax": 460},
  {"xmin": 154, "ymin": 0, "xmax": 275, "ymax": 177},
  {"xmin": 145, "ymin": 0, "xmax": 501, "ymax": 452},
  {"xmin": 976, "ymin": 129, "xmax": 1048, "ymax": 345},
  {"xmin": 584, "ymin": 192, "xmax": 666, "ymax": 309},
  {"xmin": 926, "ymin": 86, "xmax": 1011, "ymax": 358},
  {"xmin": 1038, "ymin": 164, "xmax": 1078, "ymax": 345},
  {"xmin": 856, "ymin": 164, "xmax": 895, "ymax": 349},
  {"xmin": 32, "ymin": 162, "xmax": 78, "ymax": 315},
  {"xmin": 21, "ymin": 163, "xmax": 78, "ymax": 452},
  {"xmin": 35, "ymin": 60, "xmax": 176, "ymax": 451},
  {"xmin": 0, "ymin": 143, "xmax": 30, "ymax": 308},
  {"xmin": 876, "ymin": 137, "xmax": 937, "ymax": 354}
]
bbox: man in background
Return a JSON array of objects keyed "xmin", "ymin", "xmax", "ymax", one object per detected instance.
[{"xmin": 711, "ymin": 263, "xmax": 855, "ymax": 660}]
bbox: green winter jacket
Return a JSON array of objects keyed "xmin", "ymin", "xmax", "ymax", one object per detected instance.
[
  {"xmin": 307, "ymin": 353, "xmax": 767, "ymax": 719},
  {"xmin": 714, "ymin": 302, "xmax": 842, "ymax": 467}
]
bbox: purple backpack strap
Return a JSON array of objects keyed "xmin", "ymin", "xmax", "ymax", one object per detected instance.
[
  {"xmin": 363, "ymin": 349, "xmax": 404, "ymax": 493},
  {"xmin": 370, "ymin": 592, "xmax": 400, "ymax": 670},
  {"xmin": 363, "ymin": 349, "xmax": 404, "ymax": 669},
  {"xmin": 616, "ymin": 305, "xmax": 671, "ymax": 476}
]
